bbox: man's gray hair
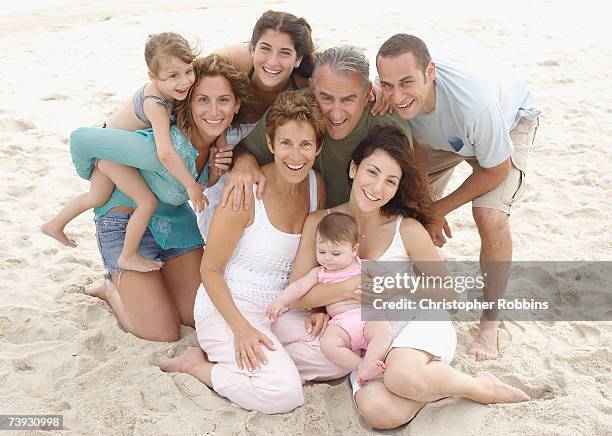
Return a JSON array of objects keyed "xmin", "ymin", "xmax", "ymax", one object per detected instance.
[{"xmin": 313, "ymin": 46, "xmax": 370, "ymax": 90}]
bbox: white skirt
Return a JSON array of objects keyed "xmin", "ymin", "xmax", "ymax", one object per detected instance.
[{"xmin": 350, "ymin": 309, "xmax": 457, "ymax": 397}]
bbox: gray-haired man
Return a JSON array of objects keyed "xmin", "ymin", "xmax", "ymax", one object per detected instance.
[{"xmin": 222, "ymin": 45, "xmax": 412, "ymax": 209}]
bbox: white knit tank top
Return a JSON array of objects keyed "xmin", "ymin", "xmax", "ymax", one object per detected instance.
[{"xmin": 194, "ymin": 170, "xmax": 318, "ymax": 319}]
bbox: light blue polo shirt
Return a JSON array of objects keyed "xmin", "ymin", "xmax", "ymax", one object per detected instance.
[{"xmin": 409, "ymin": 49, "xmax": 540, "ymax": 168}]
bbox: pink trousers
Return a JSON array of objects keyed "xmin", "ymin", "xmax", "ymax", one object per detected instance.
[{"xmin": 196, "ymin": 301, "xmax": 349, "ymax": 414}]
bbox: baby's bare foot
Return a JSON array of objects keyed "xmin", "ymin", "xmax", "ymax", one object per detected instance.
[
  {"xmin": 41, "ymin": 222, "xmax": 77, "ymax": 247},
  {"xmin": 357, "ymin": 360, "xmax": 386, "ymax": 385},
  {"xmin": 160, "ymin": 346, "xmax": 207, "ymax": 374},
  {"xmin": 117, "ymin": 253, "xmax": 162, "ymax": 272},
  {"xmin": 474, "ymin": 371, "xmax": 530, "ymax": 404}
]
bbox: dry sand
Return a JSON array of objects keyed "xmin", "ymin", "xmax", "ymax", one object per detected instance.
[{"xmin": 1, "ymin": 0, "xmax": 611, "ymax": 434}]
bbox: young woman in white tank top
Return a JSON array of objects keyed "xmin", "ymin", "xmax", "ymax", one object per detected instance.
[{"xmin": 290, "ymin": 125, "xmax": 530, "ymax": 429}]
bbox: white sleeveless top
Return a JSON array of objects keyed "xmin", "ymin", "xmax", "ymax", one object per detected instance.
[
  {"xmin": 194, "ymin": 170, "xmax": 318, "ymax": 319},
  {"xmin": 377, "ymin": 215, "xmax": 410, "ymax": 262}
]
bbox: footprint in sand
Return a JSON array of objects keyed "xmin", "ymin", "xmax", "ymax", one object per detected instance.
[
  {"xmin": 537, "ymin": 60, "xmax": 559, "ymax": 67},
  {"xmin": 502, "ymin": 372, "xmax": 566, "ymax": 400},
  {"xmin": 0, "ymin": 117, "xmax": 35, "ymax": 132},
  {"xmin": 7, "ymin": 185, "xmax": 35, "ymax": 197},
  {"xmin": 41, "ymin": 94, "xmax": 70, "ymax": 101}
]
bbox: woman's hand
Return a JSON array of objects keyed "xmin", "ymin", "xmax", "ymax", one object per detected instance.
[
  {"xmin": 232, "ymin": 322, "xmax": 276, "ymax": 371},
  {"xmin": 343, "ymin": 275, "xmax": 363, "ymax": 300},
  {"xmin": 304, "ymin": 310, "xmax": 329, "ymax": 338}
]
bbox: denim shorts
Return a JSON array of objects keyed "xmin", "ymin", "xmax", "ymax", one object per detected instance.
[{"xmin": 94, "ymin": 210, "xmax": 202, "ymax": 276}]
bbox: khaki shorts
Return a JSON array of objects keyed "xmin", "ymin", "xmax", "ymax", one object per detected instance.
[{"xmin": 426, "ymin": 116, "xmax": 539, "ymax": 215}]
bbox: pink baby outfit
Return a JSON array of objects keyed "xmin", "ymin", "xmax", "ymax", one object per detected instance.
[{"xmin": 319, "ymin": 258, "xmax": 368, "ymax": 353}]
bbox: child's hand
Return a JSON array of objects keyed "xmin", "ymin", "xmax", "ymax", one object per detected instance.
[
  {"xmin": 266, "ymin": 301, "xmax": 286, "ymax": 321},
  {"xmin": 188, "ymin": 182, "xmax": 208, "ymax": 213}
]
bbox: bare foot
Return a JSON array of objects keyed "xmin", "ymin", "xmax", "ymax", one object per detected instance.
[
  {"xmin": 117, "ymin": 253, "xmax": 163, "ymax": 272},
  {"xmin": 41, "ymin": 222, "xmax": 77, "ymax": 247},
  {"xmin": 357, "ymin": 360, "xmax": 386, "ymax": 385},
  {"xmin": 160, "ymin": 346, "xmax": 207, "ymax": 374},
  {"xmin": 474, "ymin": 371, "xmax": 530, "ymax": 404},
  {"xmin": 84, "ymin": 281, "xmax": 107, "ymax": 300},
  {"xmin": 468, "ymin": 320, "xmax": 510, "ymax": 361}
]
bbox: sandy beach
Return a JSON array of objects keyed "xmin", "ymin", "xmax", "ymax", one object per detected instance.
[{"xmin": 1, "ymin": 0, "xmax": 611, "ymax": 434}]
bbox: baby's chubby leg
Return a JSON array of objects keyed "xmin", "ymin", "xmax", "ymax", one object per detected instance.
[
  {"xmin": 357, "ymin": 320, "xmax": 394, "ymax": 385},
  {"xmin": 319, "ymin": 324, "xmax": 362, "ymax": 372},
  {"xmin": 42, "ymin": 166, "xmax": 115, "ymax": 247}
]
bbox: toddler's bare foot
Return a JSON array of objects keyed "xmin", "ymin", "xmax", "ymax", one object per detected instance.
[
  {"xmin": 160, "ymin": 346, "xmax": 207, "ymax": 374},
  {"xmin": 41, "ymin": 222, "xmax": 77, "ymax": 247},
  {"xmin": 117, "ymin": 253, "xmax": 163, "ymax": 272},
  {"xmin": 357, "ymin": 360, "xmax": 386, "ymax": 385},
  {"xmin": 474, "ymin": 371, "xmax": 530, "ymax": 404}
]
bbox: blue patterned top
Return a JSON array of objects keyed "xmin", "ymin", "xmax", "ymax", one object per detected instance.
[{"xmin": 70, "ymin": 125, "xmax": 206, "ymax": 249}]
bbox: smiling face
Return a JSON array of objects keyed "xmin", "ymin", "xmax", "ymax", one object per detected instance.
[
  {"xmin": 151, "ymin": 56, "xmax": 195, "ymax": 101},
  {"xmin": 315, "ymin": 236, "xmax": 357, "ymax": 271},
  {"xmin": 267, "ymin": 119, "xmax": 321, "ymax": 184},
  {"xmin": 376, "ymin": 51, "xmax": 435, "ymax": 119},
  {"xmin": 252, "ymin": 29, "xmax": 302, "ymax": 90},
  {"xmin": 190, "ymin": 75, "xmax": 240, "ymax": 139},
  {"xmin": 311, "ymin": 65, "xmax": 371, "ymax": 140},
  {"xmin": 349, "ymin": 149, "xmax": 402, "ymax": 212}
]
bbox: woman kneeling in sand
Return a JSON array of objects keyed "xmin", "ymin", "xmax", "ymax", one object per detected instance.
[
  {"xmin": 161, "ymin": 90, "xmax": 328, "ymax": 414},
  {"xmin": 69, "ymin": 55, "xmax": 247, "ymax": 341},
  {"xmin": 289, "ymin": 125, "xmax": 530, "ymax": 428}
]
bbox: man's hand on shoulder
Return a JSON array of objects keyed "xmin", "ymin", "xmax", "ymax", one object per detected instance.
[{"xmin": 220, "ymin": 149, "xmax": 266, "ymax": 211}]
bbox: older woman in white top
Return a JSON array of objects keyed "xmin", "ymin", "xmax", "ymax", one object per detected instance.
[
  {"xmin": 290, "ymin": 125, "xmax": 530, "ymax": 429},
  {"xmin": 160, "ymin": 91, "xmax": 332, "ymax": 414}
]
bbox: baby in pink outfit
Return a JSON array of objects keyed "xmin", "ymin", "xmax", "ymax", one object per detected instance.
[{"xmin": 267, "ymin": 212, "xmax": 393, "ymax": 385}]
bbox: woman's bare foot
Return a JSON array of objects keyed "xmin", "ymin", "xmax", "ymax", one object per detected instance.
[
  {"xmin": 41, "ymin": 222, "xmax": 77, "ymax": 247},
  {"xmin": 117, "ymin": 253, "xmax": 163, "ymax": 272},
  {"xmin": 474, "ymin": 371, "xmax": 530, "ymax": 404},
  {"xmin": 357, "ymin": 360, "xmax": 386, "ymax": 385},
  {"xmin": 160, "ymin": 346, "xmax": 207, "ymax": 374},
  {"xmin": 84, "ymin": 281, "xmax": 108, "ymax": 300}
]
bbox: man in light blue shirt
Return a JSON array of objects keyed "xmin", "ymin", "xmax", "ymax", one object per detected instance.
[{"xmin": 376, "ymin": 34, "xmax": 540, "ymax": 361}]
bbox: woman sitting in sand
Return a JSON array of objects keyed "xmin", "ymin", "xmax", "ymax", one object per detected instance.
[
  {"xmin": 289, "ymin": 125, "xmax": 530, "ymax": 429},
  {"xmin": 160, "ymin": 90, "xmax": 328, "ymax": 414},
  {"xmin": 68, "ymin": 55, "xmax": 249, "ymax": 342}
]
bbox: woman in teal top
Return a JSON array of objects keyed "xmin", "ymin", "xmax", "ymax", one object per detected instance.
[{"xmin": 72, "ymin": 55, "xmax": 251, "ymax": 341}]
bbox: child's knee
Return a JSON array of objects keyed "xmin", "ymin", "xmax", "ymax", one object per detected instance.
[{"xmin": 136, "ymin": 193, "xmax": 158, "ymax": 212}]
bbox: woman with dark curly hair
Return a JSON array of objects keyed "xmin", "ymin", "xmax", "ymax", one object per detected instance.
[{"xmin": 289, "ymin": 124, "xmax": 530, "ymax": 429}]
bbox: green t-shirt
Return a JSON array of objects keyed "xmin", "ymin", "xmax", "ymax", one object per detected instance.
[{"xmin": 242, "ymin": 102, "xmax": 413, "ymax": 207}]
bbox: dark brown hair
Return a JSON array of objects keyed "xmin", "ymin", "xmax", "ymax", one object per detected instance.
[
  {"xmin": 250, "ymin": 10, "xmax": 315, "ymax": 78},
  {"xmin": 265, "ymin": 91, "xmax": 325, "ymax": 149},
  {"xmin": 175, "ymin": 54, "xmax": 251, "ymax": 141},
  {"xmin": 144, "ymin": 32, "xmax": 198, "ymax": 76},
  {"xmin": 316, "ymin": 212, "xmax": 359, "ymax": 246},
  {"xmin": 349, "ymin": 124, "xmax": 434, "ymax": 225},
  {"xmin": 377, "ymin": 34, "xmax": 431, "ymax": 76}
]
